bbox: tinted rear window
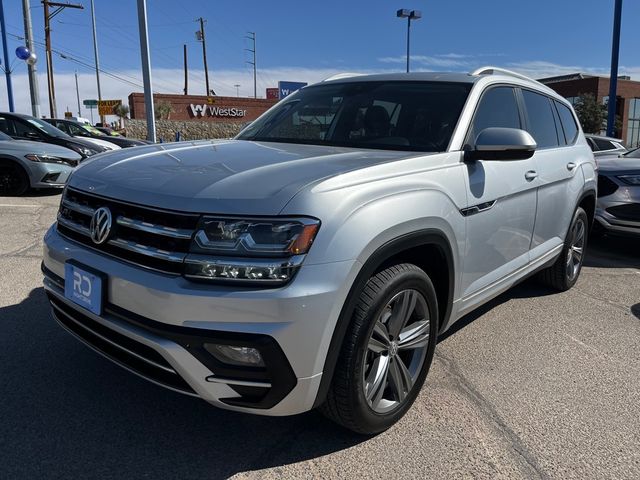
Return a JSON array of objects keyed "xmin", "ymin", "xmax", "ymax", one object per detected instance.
[
  {"xmin": 555, "ymin": 101, "xmax": 579, "ymax": 144},
  {"xmin": 522, "ymin": 90, "xmax": 559, "ymax": 148}
]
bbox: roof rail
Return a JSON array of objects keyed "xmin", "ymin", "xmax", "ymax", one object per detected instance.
[
  {"xmin": 322, "ymin": 72, "xmax": 366, "ymax": 82},
  {"xmin": 471, "ymin": 66, "xmax": 556, "ymax": 94}
]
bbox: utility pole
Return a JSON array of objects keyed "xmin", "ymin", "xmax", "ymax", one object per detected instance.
[
  {"xmin": 196, "ymin": 18, "xmax": 210, "ymax": 95},
  {"xmin": 0, "ymin": 0, "xmax": 13, "ymax": 111},
  {"xmin": 245, "ymin": 32, "xmax": 256, "ymax": 98},
  {"xmin": 22, "ymin": 0, "xmax": 40, "ymax": 117},
  {"xmin": 183, "ymin": 44, "xmax": 188, "ymax": 95},
  {"xmin": 74, "ymin": 70, "xmax": 80, "ymax": 116},
  {"xmin": 42, "ymin": 1, "xmax": 83, "ymax": 118},
  {"xmin": 137, "ymin": 0, "xmax": 155, "ymax": 142},
  {"xmin": 607, "ymin": 0, "xmax": 623, "ymax": 137},
  {"xmin": 89, "ymin": 0, "xmax": 103, "ymax": 124}
]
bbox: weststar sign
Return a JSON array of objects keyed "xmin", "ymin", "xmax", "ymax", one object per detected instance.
[{"xmin": 189, "ymin": 104, "xmax": 247, "ymax": 118}]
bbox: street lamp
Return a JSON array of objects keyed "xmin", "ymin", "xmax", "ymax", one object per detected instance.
[{"xmin": 396, "ymin": 9, "xmax": 422, "ymax": 73}]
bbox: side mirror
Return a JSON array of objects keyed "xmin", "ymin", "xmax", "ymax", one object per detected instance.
[
  {"xmin": 466, "ymin": 127, "xmax": 537, "ymax": 161},
  {"xmin": 25, "ymin": 131, "xmax": 41, "ymax": 140}
]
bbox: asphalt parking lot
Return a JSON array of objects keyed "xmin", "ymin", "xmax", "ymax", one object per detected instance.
[{"xmin": 1, "ymin": 191, "xmax": 639, "ymax": 479}]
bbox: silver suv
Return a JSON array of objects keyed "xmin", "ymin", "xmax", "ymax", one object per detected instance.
[{"xmin": 42, "ymin": 67, "xmax": 596, "ymax": 434}]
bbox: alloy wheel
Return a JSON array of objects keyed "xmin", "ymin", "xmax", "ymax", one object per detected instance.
[
  {"xmin": 566, "ymin": 216, "xmax": 586, "ymax": 281},
  {"xmin": 362, "ymin": 289, "xmax": 431, "ymax": 414}
]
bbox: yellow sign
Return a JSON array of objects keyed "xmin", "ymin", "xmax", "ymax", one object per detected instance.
[
  {"xmin": 98, "ymin": 100, "xmax": 122, "ymax": 116},
  {"xmin": 64, "ymin": 111, "xmax": 73, "ymax": 118}
]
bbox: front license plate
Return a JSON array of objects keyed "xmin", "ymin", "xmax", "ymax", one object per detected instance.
[{"xmin": 64, "ymin": 262, "xmax": 105, "ymax": 315}]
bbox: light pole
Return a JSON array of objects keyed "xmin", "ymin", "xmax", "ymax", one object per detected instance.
[
  {"xmin": 136, "ymin": 0, "xmax": 155, "ymax": 142},
  {"xmin": 606, "ymin": 0, "xmax": 623, "ymax": 137},
  {"xmin": 0, "ymin": 0, "xmax": 13, "ymax": 111},
  {"xmin": 234, "ymin": 84, "xmax": 240, "ymax": 97},
  {"xmin": 396, "ymin": 9, "xmax": 422, "ymax": 73}
]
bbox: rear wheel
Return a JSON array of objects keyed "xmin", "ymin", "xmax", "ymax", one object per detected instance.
[
  {"xmin": 0, "ymin": 160, "xmax": 29, "ymax": 196},
  {"xmin": 538, "ymin": 207, "xmax": 588, "ymax": 291},
  {"xmin": 320, "ymin": 263, "xmax": 438, "ymax": 434}
]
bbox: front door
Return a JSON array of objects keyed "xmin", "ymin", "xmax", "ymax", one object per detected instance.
[{"xmin": 460, "ymin": 86, "xmax": 539, "ymax": 305}]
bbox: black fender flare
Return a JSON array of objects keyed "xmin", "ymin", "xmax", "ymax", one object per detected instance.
[{"xmin": 312, "ymin": 229, "xmax": 455, "ymax": 408}]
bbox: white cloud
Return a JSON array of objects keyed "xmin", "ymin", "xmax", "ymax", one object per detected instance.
[
  {"xmin": 1, "ymin": 66, "xmax": 381, "ymax": 119},
  {"xmin": 506, "ymin": 60, "xmax": 640, "ymax": 80},
  {"xmin": 378, "ymin": 55, "xmax": 470, "ymax": 68},
  {"xmin": 3, "ymin": 60, "xmax": 640, "ymax": 120}
]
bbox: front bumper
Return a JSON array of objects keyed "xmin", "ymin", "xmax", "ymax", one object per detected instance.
[
  {"xmin": 595, "ymin": 201, "xmax": 640, "ymax": 236},
  {"xmin": 43, "ymin": 225, "xmax": 358, "ymax": 416},
  {"xmin": 27, "ymin": 161, "xmax": 74, "ymax": 189}
]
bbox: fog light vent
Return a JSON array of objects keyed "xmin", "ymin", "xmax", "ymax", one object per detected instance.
[{"xmin": 204, "ymin": 343, "xmax": 265, "ymax": 367}]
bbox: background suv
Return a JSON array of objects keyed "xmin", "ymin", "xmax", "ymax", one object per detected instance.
[{"xmin": 42, "ymin": 67, "xmax": 596, "ymax": 434}]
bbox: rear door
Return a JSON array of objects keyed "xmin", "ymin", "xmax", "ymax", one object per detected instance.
[
  {"xmin": 521, "ymin": 91, "xmax": 583, "ymax": 255},
  {"xmin": 460, "ymin": 85, "xmax": 538, "ymax": 301}
]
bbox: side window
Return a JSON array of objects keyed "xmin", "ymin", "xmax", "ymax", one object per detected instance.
[
  {"xmin": 522, "ymin": 90, "xmax": 559, "ymax": 148},
  {"xmin": 470, "ymin": 87, "xmax": 521, "ymax": 142},
  {"xmin": 54, "ymin": 121, "xmax": 69, "ymax": 134},
  {"xmin": 593, "ymin": 138, "xmax": 615, "ymax": 151},
  {"xmin": 0, "ymin": 116, "xmax": 15, "ymax": 136},
  {"xmin": 11, "ymin": 119, "xmax": 38, "ymax": 138},
  {"xmin": 555, "ymin": 101, "xmax": 579, "ymax": 145},
  {"xmin": 68, "ymin": 123, "xmax": 84, "ymax": 136}
]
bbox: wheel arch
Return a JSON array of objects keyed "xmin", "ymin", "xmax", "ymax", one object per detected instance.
[
  {"xmin": 0, "ymin": 155, "xmax": 31, "ymax": 188},
  {"xmin": 312, "ymin": 228, "xmax": 455, "ymax": 408}
]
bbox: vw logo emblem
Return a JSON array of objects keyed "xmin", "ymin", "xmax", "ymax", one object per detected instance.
[{"xmin": 90, "ymin": 207, "xmax": 112, "ymax": 245}]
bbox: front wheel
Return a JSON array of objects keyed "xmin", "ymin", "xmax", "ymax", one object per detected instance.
[
  {"xmin": 0, "ymin": 160, "xmax": 29, "ymax": 196},
  {"xmin": 538, "ymin": 207, "xmax": 588, "ymax": 291},
  {"xmin": 320, "ymin": 263, "xmax": 438, "ymax": 434}
]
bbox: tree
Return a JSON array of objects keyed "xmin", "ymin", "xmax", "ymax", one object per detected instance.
[
  {"xmin": 114, "ymin": 103, "xmax": 129, "ymax": 129},
  {"xmin": 573, "ymin": 93, "xmax": 606, "ymax": 134},
  {"xmin": 154, "ymin": 101, "xmax": 173, "ymax": 120}
]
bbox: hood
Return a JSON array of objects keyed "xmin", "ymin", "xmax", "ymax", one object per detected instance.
[
  {"xmin": 597, "ymin": 154, "xmax": 640, "ymax": 174},
  {"xmin": 1, "ymin": 139, "xmax": 82, "ymax": 160},
  {"xmin": 73, "ymin": 136, "xmax": 121, "ymax": 150},
  {"xmin": 68, "ymin": 139, "xmax": 417, "ymax": 214}
]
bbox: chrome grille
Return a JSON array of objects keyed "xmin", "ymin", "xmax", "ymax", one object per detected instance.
[{"xmin": 57, "ymin": 188, "xmax": 199, "ymax": 273}]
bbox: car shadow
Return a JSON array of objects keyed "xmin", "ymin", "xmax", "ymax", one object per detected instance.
[
  {"xmin": 585, "ymin": 233, "xmax": 640, "ymax": 269},
  {"xmin": 23, "ymin": 188, "xmax": 64, "ymax": 197},
  {"xmin": 0, "ymin": 288, "xmax": 366, "ymax": 479}
]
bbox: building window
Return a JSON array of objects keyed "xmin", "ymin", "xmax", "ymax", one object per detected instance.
[
  {"xmin": 564, "ymin": 96, "xmax": 580, "ymax": 106},
  {"xmin": 628, "ymin": 98, "xmax": 640, "ymax": 148}
]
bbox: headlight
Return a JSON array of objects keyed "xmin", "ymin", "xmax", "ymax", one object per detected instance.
[
  {"xmin": 24, "ymin": 154, "xmax": 77, "ymax": 166},
  {"xmin": 69, "ymin": 144, "xmax": 96, "ymax": 157},
  {"xmin": 192, "ymin": 216, "xmax": 319, "ymax": 256},
  {"xmin": 618, "ymin": 175, "xmax": 640, "ymax": 186},
  {"xmin": 185, "ymin": 216, "xmax": 320, "ymax": 284}
]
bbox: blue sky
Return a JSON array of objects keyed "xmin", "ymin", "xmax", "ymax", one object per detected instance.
[{"xmin": 2, "ymin": 0, "xmax": 639, "ymax": 115}]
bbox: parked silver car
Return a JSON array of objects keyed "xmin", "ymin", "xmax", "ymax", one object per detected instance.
[
  {"xmin": 594, "ymin": 147, "xmax": 640, "ymax": 235},
  {"xmin": 0, "ymin": 131, "xmax": 81, "ymax": 195},
  {"xmin": 42, "ymin": 67, "xmax": 596, "ymax": 433}
]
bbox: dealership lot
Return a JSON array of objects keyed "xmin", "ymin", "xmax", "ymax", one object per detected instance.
[{"xmin": 1, "ymin": 192, "xmax": 639, "ymax": 479}]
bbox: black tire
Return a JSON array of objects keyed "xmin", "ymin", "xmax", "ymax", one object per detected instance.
[
  {"xmin": 0, "ymin": 160, "xmax": 29, "ymax": 196},
  {"xmin": 538, "ymin": 207, "xmax": 588, "ymax": 291},
  {"xmin": 320, "ymin": 263, "xmax": 439, "ymax": 434}
]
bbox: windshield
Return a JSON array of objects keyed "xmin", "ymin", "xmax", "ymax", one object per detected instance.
[
  {"xmin": 623, "ymin": 147, "xmax": 640, "ymax": 158},
  {"xmin": 81, "ymin": 124, "xmax": 104, "ymax": 136},
  {"xmin": 237, "ymin": 81, "xmax": 472, "ymax": 152},
  {"xmin": 26, "ymin": 118, "xmax": 69, "ymax": 138}
]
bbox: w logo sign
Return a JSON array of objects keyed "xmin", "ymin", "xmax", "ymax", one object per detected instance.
[{"xmin": 189, "ymin": 104, "xmax": 208, "ymax": 117}]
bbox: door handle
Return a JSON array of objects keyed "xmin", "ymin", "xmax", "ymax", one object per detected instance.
[
  {"xmin": 524, "ymin": 170, "xmax": 538, "ymax": 181},
  {"xmin": 566, "ymin": 162, "xmax": 577, "ymax": 171}
]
